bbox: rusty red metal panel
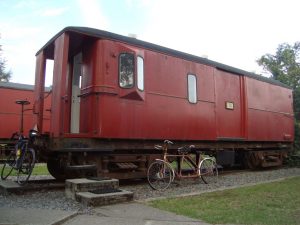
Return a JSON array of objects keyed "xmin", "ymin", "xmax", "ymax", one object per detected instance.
[
  {"xmin": 33, "ymin": 52, "xmax": 46, "ymax": 132},
  {"xmin": 248, "ymin": 110, "xmax": 294, "ymax": 141},
  {"xmin": 43, "ymin": 92, "xmax": 51, "ymax": 134},
  {"xmin": 247, "ymin": 77, "xmax": 294, "ymax": 114},
  {"xmin": 240, "ymin": 76, "xmax": 249, "ymax": 139},
  {"xmin": 79, "ymin": 41, "xmax": 99, "ymax": 134},
  {"xmin": 93, "ymin": 41, "xmax": 216, "ymax": 140},
  {"xmin": 246, "ymin": 77, "xmax": 294, "ymax": 141},
  {"xmin": 51, "ymin": 33, "xmax": 69, "ymax": 137},
  {"xmin": 215, "ymin": 69, "xmax": 243, "ymax": 139}
]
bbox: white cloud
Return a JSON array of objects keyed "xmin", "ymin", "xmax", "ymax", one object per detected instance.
[
  {"xmin": 0, "ymin": 21, "xmax": 46, "ymax": 85},
  {"xmin": 125, "ymin": 0, "xmax": 151, "ymax": 8},
  {"xmin": 13, "ymin": 0, "xmax": 39, "ymax": 9},
  {"xmin": 0, "ymin": 5, "xmax": 37, "ymax": 84},
  {"xmin": 41, "ymin": 7, "xmax": 69, "ymax": 17},
  {"xmin": 140, "ymin": 0, "xmax": 300, "ymax": 74},
  {"xmin": 0, "ymin": 26, "xmax": 41, "ymax": 40},
  {"xmin": 76, "ymin": 0, "xmax": 109, "ymax": 30},
  {"xmin": 2, "ymin": 0, "xmax": 300, "ymax": 86}
]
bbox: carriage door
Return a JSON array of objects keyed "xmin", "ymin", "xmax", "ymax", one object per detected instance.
[
  {"xmin": 215, "ymin": 69, "xmax": 244, "ymax": 140},
  {"xmin": 70, "ymin": 53, "xmax": 82, "ymax": 133}
]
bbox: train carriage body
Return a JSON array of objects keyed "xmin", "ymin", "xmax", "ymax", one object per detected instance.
[{"xmin": 33, "ymin": 27, "xmax": 294, "ymax": 179}]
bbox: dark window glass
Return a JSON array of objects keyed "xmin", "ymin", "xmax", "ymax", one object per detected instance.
[{"xmin": 119, "ymin": 53, "xmax": 134, "ymax": 88}]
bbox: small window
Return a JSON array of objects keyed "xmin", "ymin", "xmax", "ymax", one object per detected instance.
[
  {"xmin": 119, "ymin": 53, "xmax": 134, "ymax": 88},
  {"xmin": 188, "ymin": 74, "xmax": 197, "ymax": 103},
  {"xmin": 225, "ymin": 101, "xmax": 234, "ymax": 110},
  {"xmin": 137, "ymin": 56, "xmax": 144, "ymax": 91}
]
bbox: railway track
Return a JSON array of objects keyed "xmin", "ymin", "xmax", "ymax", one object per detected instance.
[
  {"xmin": 0, "ymin": 177, "xmax": 64, "ymax": 195},
  {"xmin": 218, "ymin": 168, "xmax": 252, "ymax": 175},
  {"xmin": 0, "ymin": 169, "xmax": 238, "ymax": 195},
  {"xmin": 0, "ymin": 166, "xmax": 297, "ymax": 196}
]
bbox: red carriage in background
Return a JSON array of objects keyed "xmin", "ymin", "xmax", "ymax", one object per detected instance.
[{"xmin": 0, "ymin": 82, "xmax": 51, "ymax": 156}]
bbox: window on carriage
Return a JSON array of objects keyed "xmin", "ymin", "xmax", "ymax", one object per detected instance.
[
  {"xmin": 187, "ymin": 74, "xmax": 197, "ymax": 104},
  {"xmin": 119, "ymin": 53, "xmax": 134, "ymax": 88},
  {"xmin": 137, "ymin": 56, "xmax": 144, "ymax": 91}
]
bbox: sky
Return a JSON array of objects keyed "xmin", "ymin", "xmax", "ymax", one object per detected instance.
[{"xmin": 0, "ymin": 0, "xmax": 300, "ymax": 86}]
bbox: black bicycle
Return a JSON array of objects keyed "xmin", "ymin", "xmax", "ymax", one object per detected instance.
[{"xmin": 1, "ymin": 130, "xmax": 37, "ymax": 185}]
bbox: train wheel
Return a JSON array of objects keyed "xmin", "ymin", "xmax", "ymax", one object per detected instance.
[
  {"xmin": 200, "ymin": 158, "xmax": 218, "ymax": 184},
  {"xmin": 47, "ymin": 157, "xmax": 66, "ymax": 181},
  {"xmin": 244, "ymin": 152, "xmax": 260, "ymax": 169},
  {"xmin": 147, "ymin": 160, "xmax": 174, "ymax": 191}
]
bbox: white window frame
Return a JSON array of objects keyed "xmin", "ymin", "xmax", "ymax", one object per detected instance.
[
  {"xmin": 137, "ymin": 56, "xmax": 144, "ymax": 91},
  {"xmin": 187, "ymin": 74, "xmax": 197, "ymax": 104}
]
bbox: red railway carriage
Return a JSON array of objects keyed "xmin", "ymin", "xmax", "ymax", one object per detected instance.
[
  {"xmin": 0, "ymin": 82, "xmax": 51, "ymax": 157},
  {"xmin": 0, "ymin": 82, "xmax": 51, "ymax": 139},
  {"xmin": 33, "ymin": 27, "xmax": 294, "ymax": 179}
]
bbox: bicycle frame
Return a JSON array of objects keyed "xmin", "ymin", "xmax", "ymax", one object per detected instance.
[
  {"xmin": 15, "ymin": 138, "xmax": 28, "ymax": 169},
  {"xmin": 164, "ymin": 153, "xmax": 202, "ymax": 179},
  {"xmin": 158, "ymin": 141, "xmax": 216, "ymax": 179},
  {"xmin": 154, "ymin": 159, "xmax": 176, "ymax": 181}
]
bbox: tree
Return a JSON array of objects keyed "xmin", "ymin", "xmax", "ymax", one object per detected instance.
[
  {"xmin": 0, "ymin": 34, "xmax": 12, "ymax": 82},
  {"xmin": 257, "ymin": 42, "xmax": 300, "ymax": 151}
]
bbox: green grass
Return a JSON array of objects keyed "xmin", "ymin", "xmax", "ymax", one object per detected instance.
[
  {"xmin": 31, "ymin": 163, "xmax": 50, "ymax": 176},
  {"xmin": 1, "ymin": 163, "xmax": 50, "ymax": 176},
  {"xmin": 148, "ymin": 177, "xmax": 300, "ymax": 225},
  {"xmin": 169, "ymin": 155, "xmax": 215, "ymax": 170}
]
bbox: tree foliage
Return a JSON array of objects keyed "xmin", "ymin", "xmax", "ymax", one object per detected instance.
[
  {"xmin": 0, "ymin": 35, "xmax": 12, "ymax": 82},
  {"xmin": 257, "ymin": 42, "xmax": 300, "ymax": 151},
  {"xmin": 257, "ymin": 42, "xmax": 300, "ymax": 89}
]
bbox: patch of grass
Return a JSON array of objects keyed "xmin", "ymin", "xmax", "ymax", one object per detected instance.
[
  {"xmin": 1, "ymin": 163, "xmax": 50, "ymax": 176},
  {"xmin": 31, "ymin": 163, "xmax": 50, "ymax": 176},
  {"xmin": 148, "ymin": 177, "xmax": 300, "ymax": 225}
]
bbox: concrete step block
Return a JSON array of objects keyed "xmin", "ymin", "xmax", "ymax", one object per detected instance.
[
  {"xmin": 76, "ymin": 189, "xmax": 134, "ymax": 206},
  {"xmin": 65, "ymin": 178, "xmax": 119, "ymax": 200}
]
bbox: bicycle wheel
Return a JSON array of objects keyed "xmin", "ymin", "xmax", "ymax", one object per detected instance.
[
  {"xmin": 147, "ymin": 160, "xmax": 174, "ymax": 191},
  {"xmin": 17, "ymin": 148, "xmax": 35, "ymax": 185},
  {"xmin": 200, "ymin": 158, "xmax": 218, "ymax": 184},
  {"xmin": 1, "ymin": 151, "xmax": 16, "ymax": 180}
]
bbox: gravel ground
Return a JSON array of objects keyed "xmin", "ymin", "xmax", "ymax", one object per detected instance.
[
  {"xmin": 0, "ymin": 167, "xmax": 299, "ymax": 212},
  {"xmin": 123, "ymin": 167, "xmax": 300, "ymax": 200}
]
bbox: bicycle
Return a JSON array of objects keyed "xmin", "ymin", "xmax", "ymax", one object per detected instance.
[
  {"xmin": 147, "ymin": 140, "xmax": 218, "ymax": 190},
  {"xmin": 1, "ymin": 130, "xmax": 37, "ymax": 185}
]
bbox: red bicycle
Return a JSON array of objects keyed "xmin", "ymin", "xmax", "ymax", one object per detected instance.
[{"xmin": 147, "ymin": 140, "xmax": 218, "ymax": 190}]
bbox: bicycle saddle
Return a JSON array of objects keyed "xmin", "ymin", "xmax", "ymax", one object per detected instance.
[{"xmin": 154, "ymin": 145, "xmax": 163, "ymax": 150}]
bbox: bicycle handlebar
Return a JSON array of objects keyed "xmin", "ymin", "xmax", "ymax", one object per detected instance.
[
  {"xmin": 164, "ymin": 140, "xmax": 173, "ymax": 145},
  {"xmin": 154, "ymin": 140, "xmax": 173, "ymax": 151},
  {"xmin": 10, "ymin": 132, "xmax": 20, "ymax": 140}
]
